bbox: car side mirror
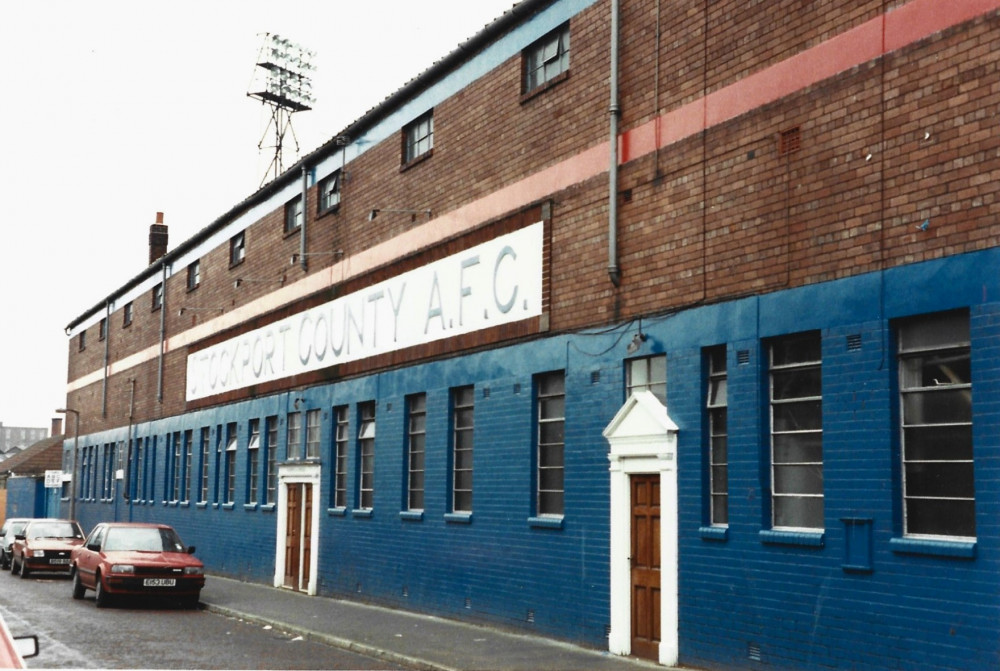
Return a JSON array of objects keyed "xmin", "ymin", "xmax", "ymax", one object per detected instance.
[
  {"xmin": 87, "ymin": 543, "xmax": 101, "ymax": 552},
  {"xmin": 13, "ymin": 534, "xmax": 25, "ymax": 541},
  {"xmin": 14, "ymin": 635, "xmax": 38, "ymax": 659},
  {"xmin": 186, "ymin": 546, "xmax": 196, "ymax": 554}
]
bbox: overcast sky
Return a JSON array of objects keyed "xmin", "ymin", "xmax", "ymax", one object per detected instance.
[{"xmin": 0, "ymin": 0, "xmax": 516, "ymax": 431}]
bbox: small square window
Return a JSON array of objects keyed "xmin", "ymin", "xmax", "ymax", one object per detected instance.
[
  {"xmin": 230, "ymin": 232, "xmax": 246, "ymax": 267},
  {"xmin": 318, "ymin": 171, "xmax": 341, "ymax": 213},
  {"xmin": 523, "ymin": 23, "xmax": 570, "ymax": 95},
  {"xmin": 122, "ymin": 302, "xmax": 133, "ymax": 327},
  {"xmin": 285, "ymin": 197, "xmax": 303, "ymax": 234},
  {"xmin": 402, "ymin": 111, "xmax": 434, "ymax": 165},
  {"xmin": 186, "ymin": 260, "xmax": 200, "ymax": 291}
]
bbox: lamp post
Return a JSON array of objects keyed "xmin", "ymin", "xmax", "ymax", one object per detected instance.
[{"xmin": 55, "ymin": 408, "xmax": 79, "ymax": 522}]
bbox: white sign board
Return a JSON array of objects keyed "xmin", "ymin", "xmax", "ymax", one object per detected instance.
[
  {"xmin": 186, "ymin": 222, "xmax": 544, "ymax": 401},
  {"xmin": 44, "ymin": 470, "xmax": 63, "ymax": 488}
]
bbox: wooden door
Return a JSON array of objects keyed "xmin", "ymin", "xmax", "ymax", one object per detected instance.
[
  {"xmin": 301, "ymin": 484, "xmax": 312, "ymax": 589},
  {"xmin": 631, "ymin": 474, "xmax": 661, "ymax": 661},
  {"xmin": 284, "ymin": 484, "xmax": 301, "ymax": 589}
]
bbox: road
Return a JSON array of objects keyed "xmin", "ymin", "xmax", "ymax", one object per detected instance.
[{"xmin": 0, "ymin": 571, "xmax": 409, "ymax": 669}]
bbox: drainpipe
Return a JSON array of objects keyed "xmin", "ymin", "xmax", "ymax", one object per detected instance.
[
  {"xmin": 608, "ymin": 0, "xmax": 622, "ymax": 286},
  {"xmin": 299, "ymin": 165, "xmax": 309, "ymax": 271},
  {"xmin": 124, "ymin": 378, "xmax": 134, "ymax": 504},
  {"xmin": 156, "ymin": 260, "xmax": 167, "ymax": 403},
  {"xmin": 101, "ymin": 299, "xmax": 110, "ymax": 418}
]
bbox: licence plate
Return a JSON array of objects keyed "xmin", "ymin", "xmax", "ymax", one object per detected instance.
[
  {"xmin": 49, "ymin": 558, "xmax": 70, "ymax": 565},
  {"xmin": 143, "ymin": 578, "xmax": 176, "ymax": 587}
]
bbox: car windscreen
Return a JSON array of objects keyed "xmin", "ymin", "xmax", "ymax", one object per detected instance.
[
  {"xmin": 26, "ymin": 522, "xmax": 81, "ymax": 539},
  {"xmin": 103, "ymin": 527, "xmax": 186, "ymax": 553}
]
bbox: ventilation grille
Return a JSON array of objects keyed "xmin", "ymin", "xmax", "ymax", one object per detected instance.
[
  {"xmin": 847, "ymin": 334, "xmax": 862, "ymax": 351},
  {"xmin": 513, "ymin": 383, "xmax": 522, "ymax": 395},
  {"xmin": 748, "ymin": 642, "xmax": 762, "ymax": 662},
  {"xmin": 590, "ymin": 371, "xmax": 601, "ymax": 384},
  {"xmin": 482, "ymin": 387, "xmax": 491, "ymax": 398},
  {"xmin": 526, "ymin": 609, "xmax": 535, "ymax": 624},
  {"xmin": 779, "ymin": 126, "xmax": 801, "ymax": 156},
  {"xmin": 464, "ymin": 597, "xmax": 471, "ymax": 609},
  {"xmin": 737, "ymin": 350, "xmax": 751, "ymax": 365}
]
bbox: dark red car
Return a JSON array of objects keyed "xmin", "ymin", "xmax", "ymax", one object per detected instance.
[
  {"xmin": 10, "ymin": 519, "xmax": 84, "ymax": 578},
  {"xmin": 70, "ymin": 522, "xmax": 204, "ymax": 608}
]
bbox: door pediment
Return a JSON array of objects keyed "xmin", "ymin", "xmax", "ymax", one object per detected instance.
[{"xmin": 604, "ymin": 391, "xmax": 677, "ymax": 462}]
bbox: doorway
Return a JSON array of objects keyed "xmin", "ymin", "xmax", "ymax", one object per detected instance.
[
  {"xmin": 275, "ymin": 463, "xmax": 321, "ymax": 595},
  {"xmin": 631, "ymin": 474, "xmax": 661, "ymax": 661}
]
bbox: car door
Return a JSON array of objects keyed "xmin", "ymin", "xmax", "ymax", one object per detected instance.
[{"xmin": 74, "ymin": 524, "xmax": 105, "ymax": 588}]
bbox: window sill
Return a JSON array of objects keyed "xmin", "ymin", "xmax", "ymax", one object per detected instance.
[
  {"xmin": 222, "ymin": 503, "xmax": 235, "ymax": 511},
  {"xmin": 352, "ymin": 508, "xmax": 373, "ymax": 519},
  {"xmin": 179, "ymin": 501, "xmax": 191, "ymax": 508},
  {"xmin": 399, "ymin": 149, "xmax": 433, "ymax": 173},
  {"xmin": 890, "ymin": 537, "xmax": 976, "ymax": 559},
  {"xmin": 399, "ymin": 510, "xmax": 424, "ymax": 522},
  {"xmin": 699, "ymin": 526, "xmax": 729, "ymax": 542},
  {"xmin": 520, "ymin": 70, "xmax": 570, "ymax": 104},
  {"xmin": 759, "ymin": 529, "xmax": 824, "ymax": 548},
  {"xmin": 445, "ymin": 512, "xmax": 472, "ymax": 525},
  {"xmin": 243, "ymin": 503, "xmax": 258, "ymax": 512},
  {"xmin": 261, "ymin": 504, "xmax": 276, "ymax": 513},
  {"xmin": 196, "ymin": 502, "xmax": 208, "ymax": 510},
  {"xmin": 528, "ymin": 516, "xmax": 564, "ymax": 530}
]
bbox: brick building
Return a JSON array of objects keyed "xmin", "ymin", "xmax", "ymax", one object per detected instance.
[{"xmin": 61, "ymin": 1, "xmax": 1000, "ymax": 668}]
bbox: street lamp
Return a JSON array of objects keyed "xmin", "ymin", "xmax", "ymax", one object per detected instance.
[{"xmin": 55, "ymin": 408, "xmax": 79, "ymax": 522}]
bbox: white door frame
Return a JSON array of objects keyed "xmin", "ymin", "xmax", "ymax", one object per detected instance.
[
  {"xmin": 274, "ymin": 463, "xmax": 321, "ymax": 595},
  {"xmin": 604, "ymin": 391, "xmax": 679, "ymax": 667}
]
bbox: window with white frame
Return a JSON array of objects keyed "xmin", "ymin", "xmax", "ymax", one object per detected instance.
[
  {"xmin": 230, "ymin": 231, "xmax": 246, "ymax": 267},
  {"xmin": 198, "ymin": 427, "xmax": 210, "ymax": 504},
  {"xmin": 265, "ymin": 416, "xmax": 278, "ymax": 505},
  {"xmin": 287, "ymin": 411, "xmax": 302, "ymax": 460},
  {"xmin": 897, "ymin": 310, "xmax": 974, "ymax": 538},
  {"xmin": 224, "ymin": 423, "xmax": 238, "ymax": 504},
  {"xmin": 403, "ymin": 111, "xmax": 433, "ymax": 165},
  {"xmin": 626, "ymin": 354, "xmax": 666, "ymax": 404},
  {"xmin": 318, "ymin": 171, "xmax": 341, "ymax": 213},
  {"xmin": 452, "ymin": 386, "xmax": 474, "ymax": 513},
  {"xmin": 171, "ymin": 431, "xmax": 182, "ymax": 502},
  {"xmin": 182, "ymin": 429, "xmax": 192, "ymax": 502},
  {"xmin": 284, "ymin": 197, "xmax": 303, "ymax": 234},
  {"xmin": 536, "ymin": 371, "xmax": 566, "ymax": 517},
  {"xmin": 247, "ymin": 419, "xmax": 260, "ymax": 505},
  {"xmin": 187, "ymin": 260, "xmax": 201, "ymax": 291},
  {"xmin": 406, "ymin": 394, "xmax": 426, "ymax": 512},
  {"xmin": 769, "ymin": 332, "xmax": 823, "ymax": 530},
  {"xmin": 706, "ymin": 347, "xmax": 728, "ymax": 526},
  {"xmin": 357, "ymin": 402, "xmax": 376, "ymax": 510},
  {"xmin": 523, "ymin": 22, "xmax": 570, "ymax": 94},
  {"xmin": 306, "ymin": 409, "xmax": 321, "ymax": 459},
  {"xmin": 152, "ymin": 283, "xmax": 163, "ymax": 311},
  {"xmin": 334, "ymin": 406, "xmax": 349, "ymax": 509}
]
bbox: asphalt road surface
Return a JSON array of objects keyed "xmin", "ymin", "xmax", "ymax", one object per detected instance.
[{"xmin": 0, "ymin": 571, "xmax": 409, "ymax": 669}]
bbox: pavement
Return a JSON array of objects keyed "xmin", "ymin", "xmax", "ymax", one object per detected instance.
[{"xmin": 199, "ymin": 575, "xmax": 673, "ymax": 671}]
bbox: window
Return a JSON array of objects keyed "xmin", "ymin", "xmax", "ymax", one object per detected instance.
[
  {"xmin": 706, "ymin": 347, "xmax": 728, "ymax": 526},
  {"xmin": 357, "ymin": 402, "xmax": 376, "ymax": 510},
  {"xmin": 187, "ymin": 260, "xmax": 201, "ymax": 291},
  {"xmin": 318, "ymin": 171, "xmax": 341, "ymax": 213},
  {"xmin": 452, "ymin": 386, "xmax": 474, "ymax": 513},
  {"xmin": 123, "ymin": 302, "xmax": 133, "ymax": 327},
  {"xmin": 170, "ymin": 431, "xmax": 182, "ymax": 502},
  {"xmin": 406, "ymin": 394, "xmax": 426, "ymax": 511},
  {"xmin": 897, "ymin": 311, "xmax": 974, "ymax": 538},
  {"xmin": 198, "ymin": 427, "xmax": 210, "ymax": 504},
  {"xmin": 284, "ymin": 197, "xmax": 303, "ymax": 234},
  {"xmin": 287, "ymin": 412, "xmax": 302, "ymax": 460},
  {"xmin": 247, "ymin": 419, "xmax": 260, "ymax": 505},
  {"xmin": 224, "ymin": 423, "xmax": 238, "ymax": 504},
  {"xmin": 403, "ymin": 111, "xmax": 433, "ymax": 165},
  {"xmin": 523, "ymin": 23, "xmax": 570, "ymax": 94},
  {"xmin": 306, "ymin": 409, "xmax": 321, "ymax": 459},
  {"xmin": 627, "ymin": 354, "xmax": 667, "ymax": 404},
  {"xmin": 536, "ymin": 371, "xmax": 566, "ymax": 516},
  {"xmin": 152, "ymin": 283, "xmax": 163, "ymax": 311},
  {"xmin": 265, "ymin": 416, "xmax": 278, "ymax": 505},
  {"xmin": 769, "ymin": 332, "xmax": 823, "ymax": 530},
  {"xmin": 334, "ymin": 406, "xmax": 349, "ymax": 509},
  {"xmin": 78, "ymin": 330, "xmax": 86, "ymax": 351},
  {"xmin": 182, "ymin": 429, "xmax": 192, "ymax": 502},
  {"xmin": 99, "ymin": 318, "xmax": 107, "ymax": 341},
  {"xmin": 230, "ymin": 231, "xmax": 246, "ymax": 267}
]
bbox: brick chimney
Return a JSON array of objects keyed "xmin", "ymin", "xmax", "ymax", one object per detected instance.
[
  {"xmin": 51, "ymin": 417, "xmax": 63, "ymax": 437},
  {"xmin": 149, "ymin": 211, "xmax": 168, "ymax": 265}
]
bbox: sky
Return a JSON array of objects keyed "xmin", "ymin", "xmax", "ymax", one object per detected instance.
[{"xmin": 0, "ymin": 0, "xmax": 517, "ymax": 431}]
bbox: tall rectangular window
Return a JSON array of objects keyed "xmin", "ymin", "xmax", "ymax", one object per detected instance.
[
  {"xmin": 357, "ymin": 402, "xmax": 376, "ymax": 510},
  {"xmin": 536, "ymin": 371, "xmax": 566, "ymax": 517},
  {"xmin": 334, "ymin": 406, "xmax": 349, "ymax": 509},
  {"xmin": 452, "ymin": 386, "xmax": 474, "ymax": 513},
  {"xmin": 230, "ymin": 231, "xmax": 246, "ymax": 266},
  {"xmin": 318, "ymin": 171, "xmax": 341, "ymax": 213},
  {"xmin": 247, "ymin": 419, "xmax": 261, "ymax": 505},
  {"xmin": 769, "ymin": 332, "xmax": 823, "ymax": 530},
  {"xmin": 626, "ymin": 354, "xmax": 667, "ymax": 404},
  {"xmin": 152, "ymin": 283, "xmax": 163, "ymax": 311},
  {"xmin": 898, "ymin": 311, "xmax": 974, "ymax": 538},
  {"xmin": 187, "ymin": 260, "xmax": 201, "ymax": 291},
  {"xmin": 171, "ymin": 431, "xmax": 183, "ymax": 502},
  {"xmin": 199, "ymin": 427, "xmax": 210, "ymax": 503},
  {"xmin": 305, "ymin": 409, "xmax": 321, "ymax": 459},
  {"xmin": 284, "ymin": 197, "xmax": 303, "ymax": 234},
  {"xmin": 182, "ymin": 430, "xmax": 192, "ymax": 503},
  {"xmin": 406, "ymin": 394, "xmax": 426, "ymax": 512},
  {"xmin": 287, "ymin": 412, "xmax": 303, "ymax": 460},
  {"xmin": 403, "ymin": 111, "xmax": 434, "ymax": 164},
  {"xmin": 706, "ymin": 347, "xmax": 728, "ymax": 526},
  {"xmin": 123, "ymin": 302, "xmax": 133, "ymax": 327},
  {"xmin": 265, "ymin": 416, "xmax": 278, "ymax": 505},
  {"xmin": 523, "ymin": 22, "xmax": 570, "ymax": 94},
  {"xmin": 224, "ymin": 423, "xmax": 238, "ymax": 504}
]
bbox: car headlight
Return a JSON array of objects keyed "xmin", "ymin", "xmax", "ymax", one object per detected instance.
[
  {"xmin": 183, "ymin": 566, "xmax": 204, "ymax": 576},
  {"xmin": 110, "ymin": 564, "xmax": 135, "ymax": 574},
  {"xmin": 29, "ymin": 549, "xmax": 44, "ymax": 558}
]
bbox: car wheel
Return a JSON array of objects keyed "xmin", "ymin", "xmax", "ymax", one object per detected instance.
[
  {"xmin": 95, "ymin": 574, "xmax": 113, "ymax": 608},
  {"xmin": 71, "ymin": 569, "xmax": 86, "ymax": 600}
]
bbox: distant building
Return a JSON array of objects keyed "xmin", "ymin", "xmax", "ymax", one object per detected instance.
[{"xmin": 0, "ymin": 424, "xmax": 49, "ymax": 459}]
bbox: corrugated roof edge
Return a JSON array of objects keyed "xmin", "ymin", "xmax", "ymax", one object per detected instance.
[{"xmin": 64, "ymin": 0, "xmax": 547, "ymax": 335}]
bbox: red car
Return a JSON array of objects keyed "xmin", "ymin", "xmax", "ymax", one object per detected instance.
[
  {"xmin": 10, "ymin": 519, "xmax": 84, "ymax": 578},
  {"xmin": 70, "ymin": 522, "xmax": 204, "ymax": 608}
]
